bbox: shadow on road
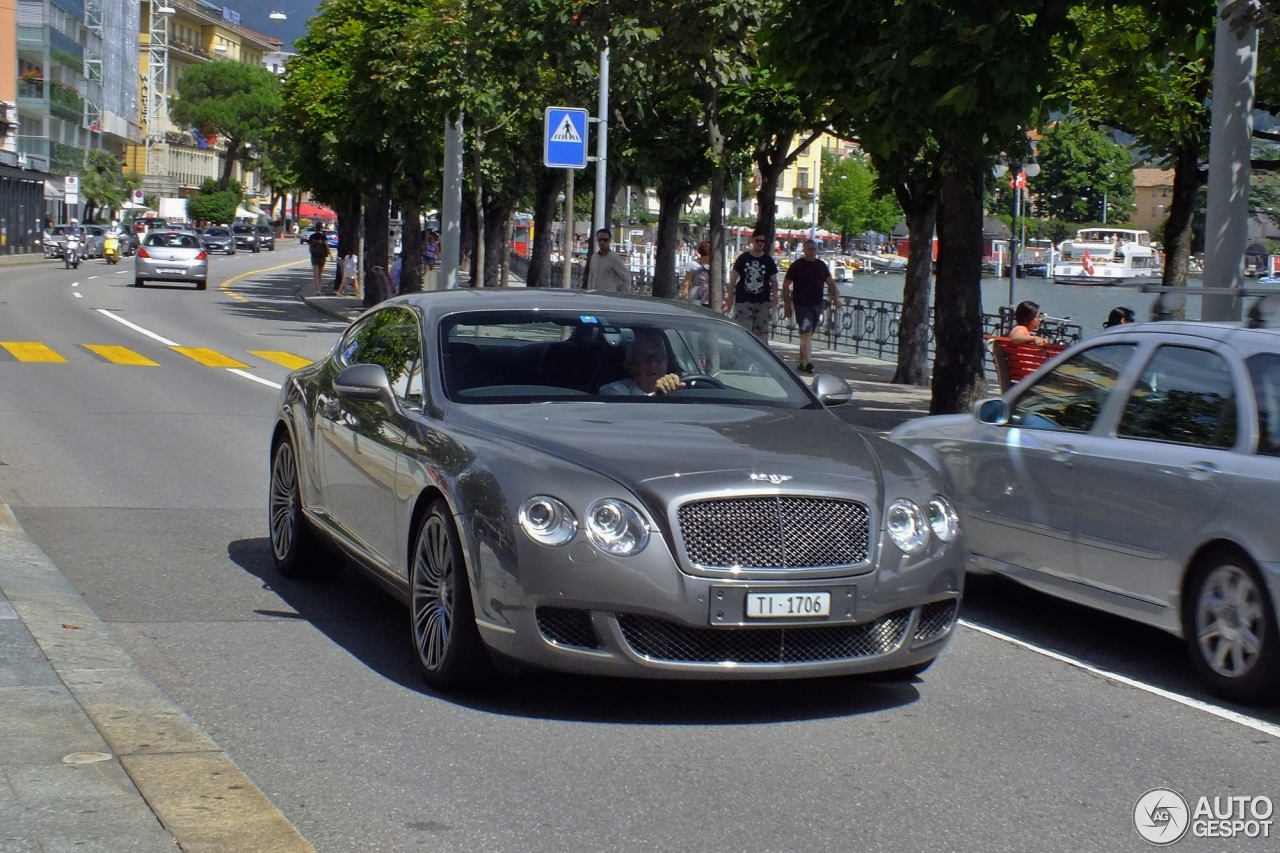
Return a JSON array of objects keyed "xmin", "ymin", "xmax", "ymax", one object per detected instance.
[
  {"xmin": 960, "ymin": 574, "xmax": 1280, "ymax": 721},
  {"xmin": 228, "ymin": 535, "xmax": 922, "ymax": 724}
]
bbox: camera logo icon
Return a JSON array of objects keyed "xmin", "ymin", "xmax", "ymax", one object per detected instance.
[{"xmin": 1134, "ymin": 788, "xmax": 1190, "ymax": 845}]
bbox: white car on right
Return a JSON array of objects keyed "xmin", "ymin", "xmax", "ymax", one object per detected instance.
[{"xmin": 892, "ymin": 317, "xmax": 1280, "ymax": 704}]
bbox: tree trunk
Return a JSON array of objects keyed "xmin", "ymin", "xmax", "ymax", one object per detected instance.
[
  {"xmin": 471, "ymin": 136, "xmax": 485, "ymax": 289},
  {"xmin": 482, "ymin": 196, "xmax": 506, "ymax": 288},
  {"xmin": 706, "ymin": 94, "xmax": 727, "ymax": 312},
  {"xmin": 528, "ymin": 169, "xmax": 564, "ymax": 287},
  {"xmin": 754, "ymin": 166, "xmax": 780, "ymax": 255},
  {"xmin": 362, "ymin": 177, "xmax": 391, "ymax": 307},
  {"xmin": 336, "ymin": 194, "xmax": 360, "ymax": 261},
  {"xmin": 460, "ymin": 199, "xmax": 476, "ymax": 283},
  {"xmin": 893, "ymin": 185, "xmax": 937, "ymax": 386},
  {"xmin": 501, "ymin": 218, "xmax": 511, "ymax": 287},
  {"xmin": 930, "ymin": 149, "xmax": 987, "ymax": 414},
  {"xmin": 653, "ymin": 185, "xmax": 686, "ymax": 298},
  {"xmin": 1161, "ymin": 136, "xmax": 1203, "ymax": 296},
  {"xmin": 219, "ymin": 141, "xmax": 240, "ymax": 189},
  {"xmin": 400, "ymin": 199, "xmax": 424, "ymax": 293}
]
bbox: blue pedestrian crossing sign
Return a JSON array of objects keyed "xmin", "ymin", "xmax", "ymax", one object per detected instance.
[{"xmin": 544, "ymin": 107, "xmax": 589, "ymax": 169}]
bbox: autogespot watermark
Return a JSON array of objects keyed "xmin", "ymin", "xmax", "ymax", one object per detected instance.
[{"xmin": 1134, "ymin": 788, "xmax": 1274, "ymax": 845}]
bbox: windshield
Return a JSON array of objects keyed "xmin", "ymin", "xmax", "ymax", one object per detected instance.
[
  {"xmin": 145, "ymin": 233, "xmax": 201, "ymax": 249},
  {"xmin": 204, "ymin": 228, "xmax": 231, "ymax": 236},
  {"xmin": 233, "ymin": 225, "xmax": 252, "ymax": 233},
  {"xmin": 440, "ymin": 309, "xmax": 816, "ymax": 408}
]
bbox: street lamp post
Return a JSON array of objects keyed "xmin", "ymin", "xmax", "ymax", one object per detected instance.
[{"xmin": 993, "ymin": 155, "xmax": 1039, "ymax": 308}]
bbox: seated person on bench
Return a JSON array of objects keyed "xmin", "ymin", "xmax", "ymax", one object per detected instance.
[{"xmin": 600, "ymin": 329, "xmax": 687, "ymax": 396}]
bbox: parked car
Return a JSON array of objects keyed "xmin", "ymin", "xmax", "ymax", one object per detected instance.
[
  {"xmin": 135, "ymin": 230, "xmax": 209, "ymax": 290},
  {"xmin": 232, "ymin": 223, "xmax": 260, "ymax": 253},
  {"xmin": 891, "ymin": 315, "xmax": 1280, "ymax": 703},
  {"xmin": 82, "ymin": 225, "xmax": 107, "ymax": 260},
  {"xmin": 268, "ymin": 290, "xmax": 965, "ymax": 690},
  {"xmin": 41, "ymin": 225, "xmax": 70, "ymax": 259},
  {"xmin": 255, "ymin": 224, "xmax": 276, "ymax": 251},
  {"xmin": 202, "ymin": 226, "xmax": 237, "ymax": 255},
  {"xmin": 326, "ymin": 231, "xmax": 339, "ymax": 250}
]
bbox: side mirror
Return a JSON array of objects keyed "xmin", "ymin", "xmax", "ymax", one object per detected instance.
[
  {"xmin": 811, "ymin": 373, "xmax": 853, "ymax": 407},
  {"xmin": 334, "ymin": 363, "xmax": 396, "ymax": 406},
  {"xmin": 974, "ymin": 397, "xmax": 1009, "ymax": 425}
]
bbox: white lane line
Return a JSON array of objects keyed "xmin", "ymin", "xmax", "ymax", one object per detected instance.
[
  {"xmin": 227, "ymin": 369, "xmax": 281, "ymax": 389},
  {"xmin": 72, "ymin": 282, "xmax": 79, "ymax": 287},
  {"xmin": 115, "ymin": 270, "xmax": 128, "ymax": 275},
  {"xmin": 74, "ymin": 293, "xmax": 82, "ymax": 298},
  {"xmin": 88, "ymin": 275, "xmax": 99, "ymax": 280},
  {"xmin": 959, "ymin": 619, "xmax": 1280, "ymax": 738},
  {"xmin": 95, "ymin": 309, "xmax": 179, "ymax": 346}
]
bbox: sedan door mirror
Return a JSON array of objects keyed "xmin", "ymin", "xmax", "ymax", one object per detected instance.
[
  {"xmin": 974, "ymin": 397, "xmax": 1009, "ymax": 425},
  {"xmin": 334, "ymin": 363, "xmax": 396, "ymax": 407},
  {"xmin": 811, "ymin": 374, "xmax": 853, "ymax": 407}
]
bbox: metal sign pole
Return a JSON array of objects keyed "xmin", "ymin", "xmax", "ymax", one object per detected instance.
[
  {"xmin": 562, "ymin": 168, "xmax": 575, "ymax": 288},
  {"xmin": 441, "ymin": 113, "xmax": 464, "ymax": 290},
  {"xmin": 593, "ymin": 42, "xmax": 609, "ymax": 234}
]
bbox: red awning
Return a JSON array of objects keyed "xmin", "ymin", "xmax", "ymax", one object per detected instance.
[{"xmin": 297, "ymin": 202, "xmax": 334, "ymax": 218}]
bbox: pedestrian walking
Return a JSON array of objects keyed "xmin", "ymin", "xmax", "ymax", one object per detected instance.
[
  {"xmin": 339, "ymin": 253, "xmax": 360, "ymax": 297},
  {"xmin": 585, "ymin": 228, "xmax": 630, "ymax": 292},
  {"xmin": 424, "ymin": 231, "xmax": 439, "ymax": 271},
  {"xmin": 390, "ymin": 251, "xmax": 403, "ymax": 295},
  {"xmin": 726, "ymin": 229, "xmax": 779, "ymax": 342},
  {"xmin": 682, "ymin": 240, "xmax": 711, "ymax": 306},
  {"xmin": 307, "ymin": 225, "xmax": 330, "ymax": 291},
  {"xmin": 783, "ymin": 239, "xmax": 842, "ymax": 373}
]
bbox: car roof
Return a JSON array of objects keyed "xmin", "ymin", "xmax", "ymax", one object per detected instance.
[
  {"xmin": 385, "ymin": 288, "xmax": 725, "ymax": 323},
  {"xmin": 1093, "ymin": 319, "xmax": 1280, "ymax": 355}
]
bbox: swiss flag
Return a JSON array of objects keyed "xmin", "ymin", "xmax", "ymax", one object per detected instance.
[{"xmin": 1081, "ymin": 249, "xmax": 1095, "ymax": 276}]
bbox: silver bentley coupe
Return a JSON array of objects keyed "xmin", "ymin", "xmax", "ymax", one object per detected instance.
[
  {"xmin": 892, "ymin": 318, "xmax": 1280, "ymax": 704},
  {"xmin": 268, "ymin": 290, "xmax": 964, "ymax": 689}
]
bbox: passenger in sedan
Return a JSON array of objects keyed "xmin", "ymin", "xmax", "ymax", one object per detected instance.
[{"xmin": 599, "ymin": 329, "xmax": 686, "ymax": 396}]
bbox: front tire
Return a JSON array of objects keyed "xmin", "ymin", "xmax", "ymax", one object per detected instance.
[
  {"xmin": 269, "ymin": 439, "xmax": 327, "ymax": 577},
  {"xmin": 1184, "ymin": 549, "xmax": 1280, "ymax": 703},
  {"xmin": 410, "ymin": 500, "xmax": 490, "ymax": 689}
]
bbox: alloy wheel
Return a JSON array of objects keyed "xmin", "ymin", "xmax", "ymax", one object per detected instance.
[
  {"xmin": 269, "ymin": 442, "xmax": 297, "ymax": 562},
  {"xmin": 1195, "ymin": 564, "xmax": 1266, "ymax": 679},
  {"xmin": 412, "ymin": 515, "xmax": 455, "ymax": 671}
]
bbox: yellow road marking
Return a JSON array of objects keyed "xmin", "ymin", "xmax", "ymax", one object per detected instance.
[
  {"xmin": 84, "ymin": 345, "xmax": 160, "ymax": 366},
  {"xmin": 219, "ymin": 258, "xmax": 310, "ymax": 302},
  {"xmin": 171, "ymin": 347, "xmax": 249, "ymax": 368},
  {"xmin": 249, "ymin": 350, "xmax": 312, "ymax": 369},
  {"xmin": 2, "ymin": 342, "xmax": 67, "ymax": 363}
]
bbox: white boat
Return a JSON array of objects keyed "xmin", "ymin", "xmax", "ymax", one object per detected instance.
[
  {"xmin": 852, "ymin": 251, "xmax": 907, "ymax": 273},
  {"xmin": 1052, "ymin": 228, "xmax": 1159, "ymax": 286}
]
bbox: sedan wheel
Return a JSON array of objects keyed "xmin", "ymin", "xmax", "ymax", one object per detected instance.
[
  {"xmin": 1184, "ymin": 552, "xmax": 1280, "ymax": 703},
  {"xmin": 269, "ymin": 439, "xmax": 326, "ymax": 577},
  {"xmin": 410, "ymin": 500, "xmax": 489, "ymax": 689}
]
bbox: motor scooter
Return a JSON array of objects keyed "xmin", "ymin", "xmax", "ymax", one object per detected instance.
[
  {"xmin": 103, "ymin": 234, "xmax": 120, "ymax": 265},
  {"xmin": 64, "ymin": 233, "xmax": 81, "ymax": 270}
]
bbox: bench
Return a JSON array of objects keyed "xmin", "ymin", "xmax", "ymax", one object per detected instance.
[{"xmin": 987, "ymin": 337, "xmax": 1069, "ymax": 391}]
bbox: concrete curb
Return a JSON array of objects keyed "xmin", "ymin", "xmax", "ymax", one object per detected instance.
[
  {"xmin": 0, "ymin": 254, "xmax": 52, "ymax": 268},
  {"xmin": 0, "ymin": 505, "xmax": 314, "ymax": 853}
]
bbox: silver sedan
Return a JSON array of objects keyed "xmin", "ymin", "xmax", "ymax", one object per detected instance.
[
  {"xmin": 135, "ymin": 231, "xmax": 209, "ymax": 290},
  {"xmin": 268, "ymin": 290, "xmax": 965, "ymax": 690},
  {"xmin": 892, "ymin": 319, "xmax": 1280, "ymax": 703}
]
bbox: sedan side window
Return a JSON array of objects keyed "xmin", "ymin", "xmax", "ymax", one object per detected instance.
[
  {"xmin": 347, "ymin": 307, "xmax": 424, "ymax": 406},
  {"xmin": 1009, "ymin": 343, "xmax": 1136, "ymax": 432},
  {"xmin": 1118, "ymin": 346, "xmax": 1237, "ymax": 448},
  {"xmin": 1248, "ymin": 354, "xmax": 1280, "ymax": 456}
]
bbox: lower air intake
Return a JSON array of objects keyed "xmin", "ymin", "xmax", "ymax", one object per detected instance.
[{"xmin": 536, "ymin": 607, "xmax": 599, "ymax": 649}]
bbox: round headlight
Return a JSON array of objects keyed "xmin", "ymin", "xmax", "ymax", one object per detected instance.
[
  {"xmin": 518, "ymin": 496, "xmax": 577, "ymax": 546},
  {"xmin": 585, "ymin": 499, "xmax": 650, "ymax": 556},
  {"xmin": 886, "ymin": 499, "xmax": 928, "ymax": 554},
  {"xmin": 927, "ymin": 496, "xmax": 959, "ymax": 543}
]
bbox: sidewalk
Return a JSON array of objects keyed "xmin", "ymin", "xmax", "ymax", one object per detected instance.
[{"xmin": 0, "ymin": 252, "xmax": 50, "ymax": 268}]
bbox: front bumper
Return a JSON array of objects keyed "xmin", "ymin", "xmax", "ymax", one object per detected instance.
[{"xmin": 469, "ymin": 519, "xmax": 965, "ymax": 679}]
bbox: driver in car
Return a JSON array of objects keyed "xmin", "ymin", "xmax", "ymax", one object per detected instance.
[{"xmin": 600, "ymin": 329, "xmax": 687, "ymax": 396}]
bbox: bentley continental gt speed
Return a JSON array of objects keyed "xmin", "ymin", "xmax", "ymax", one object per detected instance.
[{"xmin": 269, "ymin": 290, "xmax": 964, "ymax": 689}]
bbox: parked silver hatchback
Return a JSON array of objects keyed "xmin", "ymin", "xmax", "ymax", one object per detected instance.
[
  {"xmin": 135, "ymin": 230, "xmax": 209, "ymax": 290},
  {"xmin": 892, "ymin": 319, "xmax": 1280, "ymax": 703}
]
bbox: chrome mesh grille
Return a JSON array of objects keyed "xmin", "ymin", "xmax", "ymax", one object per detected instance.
[
  {"xmin": 913, "ymin": 600, "xmax": 958, "ymax": 644},
  {"xmin": 535, "ymin": 607, "xmax": 599, "ymax": 649},
  {"xmin": 616, "ymin": 609, "xmax": 911, "ymax": 664},
  {"xmin": 677, "ymin": 496, "xmax": 871, "ymax": 569}
]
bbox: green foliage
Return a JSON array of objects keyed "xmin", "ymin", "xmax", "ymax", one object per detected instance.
[
  {"xmin": 171, "ymin": 61, "xmax": 282, "ymax": 188},
  {"xmin": 1025, "ymin": 120, "xmax": 1134, "ymax": 223},
  {"xmin": 79, "ymin": 150, "xmax": 129, "ymax": 222},
  {"xmin": 187, "ymin": 180, "xmax": 243, "ymax": 225},
  {"xmin": 819, "ymin": 149, "xmax": 901, "ymax": 237},
  {"xmin": 1250, "ymin": 145, "xmax": 1280, "ymax": 227},
  {"xmin": 775, "ymin": 217, "xmax": 810, "ymax": 230}
]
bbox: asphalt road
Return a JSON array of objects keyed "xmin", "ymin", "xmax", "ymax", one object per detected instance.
[{"xmin": 0, "ymin": 245, "xmax": 1277, "ymax": 852}]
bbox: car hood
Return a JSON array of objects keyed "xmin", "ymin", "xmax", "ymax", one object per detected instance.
[{"xmin": 451, "ymin": 403, "xmax": 887, "ymax": 490}]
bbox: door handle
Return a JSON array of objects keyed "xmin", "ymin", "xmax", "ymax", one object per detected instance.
[
  {"xmin": 1186, "ymin": 462, "xmax": 1219, "ymax": 481},
  {"xmin": 1050, "ymin": 444, "xmax": 1077, "ymax": 464}
]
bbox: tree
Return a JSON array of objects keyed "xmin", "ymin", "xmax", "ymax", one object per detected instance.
[
  {"xmin": 79, "ymin": 150, "xmax": 128, "ymax": 223},
  {"xmin": 1028, "ymin": 119, "xmax": 1134, "ymax": 223},
  {"xmin": 170, "ymin": 61, "xmax": 282, "ymax": 190},
  {"xmin": 186, "ymin": 180, "xmax": 242, "ymax": 225},
  {"xmin": 819, "ymin": 149, "xmax": 901, "ymax": 246}
]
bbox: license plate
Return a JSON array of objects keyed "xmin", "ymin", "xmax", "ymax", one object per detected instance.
[
  {"xmin": 157, "ymin": 268, "xmax": 183, "ymax": 274},
  {"xmin": 745, "ymin": 591, "xmax": 830, "ymax": 619}
]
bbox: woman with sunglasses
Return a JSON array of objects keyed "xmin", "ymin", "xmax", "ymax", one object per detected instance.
[{"xmin": 1009, "ymin": 300, "xmax": 1048, "ymax": 347}]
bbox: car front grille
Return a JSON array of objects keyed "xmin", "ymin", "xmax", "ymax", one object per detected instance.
[
  {"xmin": 535, "ymin": 607, "xmax": 599, "ymax": 649},
  {"xmin": 676, "ymin": 496, "xmax": 871, "ymax": 569},
  {"xmin": 615, "ymin": 609, "xmax": 911, "ymax": 664},
  {"xmin": 913, "ymin": 599, "xmax": 958, "ymax": 644}
]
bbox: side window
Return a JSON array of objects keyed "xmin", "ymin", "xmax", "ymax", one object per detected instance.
[
  {"xmin": 1118, "ymin": 346, "xmax": 1237, "ymax": 448},
  {"xmin": 346, "ymin": 308, "xmax": 424, "ymax": 405},
  {"xmin": 1010, "ymin": 343, "xmax": 1136, "ymax": 432},
  {"xmin": 1248, "ymin": 354, "xmax": 1280, "ymax": 456}
]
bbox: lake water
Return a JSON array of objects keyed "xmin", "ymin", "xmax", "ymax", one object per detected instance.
[{"xmin": 834, "ymin": 273, "xmax": 1279, "ymax": 340}]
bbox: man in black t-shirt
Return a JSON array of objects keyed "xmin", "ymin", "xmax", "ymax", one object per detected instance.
[
  {"xmin": 726, "ymin": 229, "xmax": 779, "ymax": 342},
  {"xmin": 783, "ymin": 239, "xmax": 842, "ymax": 373}
]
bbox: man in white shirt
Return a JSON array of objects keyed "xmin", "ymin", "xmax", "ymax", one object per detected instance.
[
  {"xmin": 585, "ymin": 228, "xmax": 631, "ymax": 292},
  {"xmin": 599, "ymin": 330, "xmax": 685, "ymax": 396}
]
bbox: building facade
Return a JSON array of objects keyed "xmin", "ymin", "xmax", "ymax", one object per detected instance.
[
  {"xmin": 125, "ymin": 0, "xmax": 279, "ymax": 198},
  {"xmin": 1131, "ymin": 168, "xmax": 1174, "ymax": 233}
]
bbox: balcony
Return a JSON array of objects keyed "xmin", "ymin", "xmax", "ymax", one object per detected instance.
[{"xmin": 49, "ymin": 84, "xmax": 85, "ymax": 125}]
